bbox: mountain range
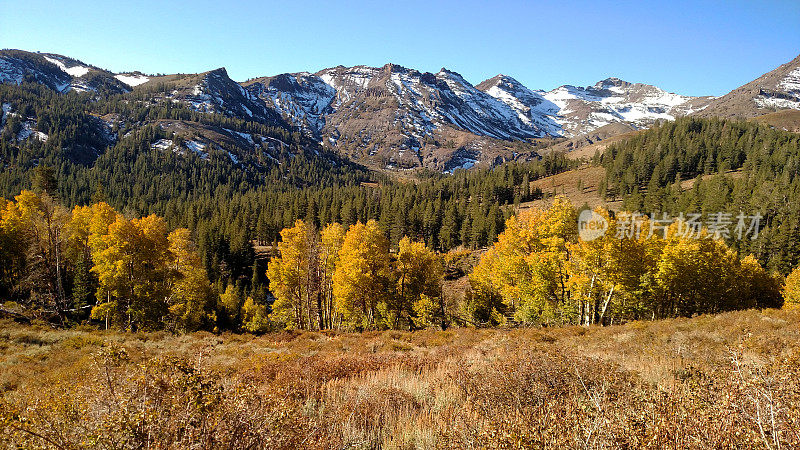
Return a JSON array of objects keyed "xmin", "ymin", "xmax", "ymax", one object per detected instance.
[{"xmin": 1, "ymin": 48, "xmax": 799, "ymax": 172}]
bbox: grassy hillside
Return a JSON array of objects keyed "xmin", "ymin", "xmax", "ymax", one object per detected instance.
[{"xmin": 2, "ymin": 308, "xmax": 799, "ymax": 448}]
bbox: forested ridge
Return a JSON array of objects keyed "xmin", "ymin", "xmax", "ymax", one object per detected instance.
[
  {"xmin": 601, "ymin": 116, "xmax": 800, "ymax": 274},
  {"xmin": 4, "ymin": 80, "xmax": 800, "ymax": 332}
]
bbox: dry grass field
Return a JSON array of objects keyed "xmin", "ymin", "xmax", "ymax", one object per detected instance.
[
  {"xmin": 520, "ymin": 165, "xmax": 623, "ymax": 211},
  {"xmin": 1, "ymin": 307, "xmax": 799, "ymax": 448}
]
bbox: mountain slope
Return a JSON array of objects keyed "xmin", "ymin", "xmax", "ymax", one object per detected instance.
[
  {"xmin": 697, "ymin": 54, "xmax": 800, "ymax": 118},
  {"xmin": 244, "ymin": 64, "xmax": 552, "ymax": 171},
  {"xmin": 475, "ymin": 74, "xmax": 562, "ymax": 137},
  {"xmin": 137, "ymin": 68, "xmax": 287, "ymax": 127},
  {"xmin": 243, "ymin": 72, "xmax": 335, "ymax": 138},
  {"xmin": 0, "ymin": 50, "xmax": 131, "ymax": 94},
  {"xmin": 0, "ymin": 50, "xmax": 73, "ymax": 92}
]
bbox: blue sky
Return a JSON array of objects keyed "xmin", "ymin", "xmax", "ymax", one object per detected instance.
[{"xmin": 1, "ymin": 0, "xmax": 798, "ymax": 96}]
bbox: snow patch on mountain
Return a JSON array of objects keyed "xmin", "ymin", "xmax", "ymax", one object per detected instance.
[
  {"xmin": 0, "ymin": 59, "xmax": 24, "ymax": 85},
  {"xmin": 779, "ymin": 67, "xmax": 800, "ymax": 92},
  {"xmin": 43, "ymin": 55, "xmax": 89, "ymax": 77},
  {"xmin": 16, "ymin": 121, "xmax": 48, "ymax": 142},
  {"xmin": 753, "ymin": 66, "xmax": 800, "ymax": 111},
  {"xmin": 246, "ymin": 73, "xmax": 335, "ymax": 137},
  {"xmin": 151, "ymin": 139, "xmax": 174, "ymax": 151},
  {"xmin": 756, "ymin": 96, "xmax": 800, "ymax": 110},
  {"xmin": 756, "ymin": 66, "xmax": 800, "ymax": 110},
  {"xmin": 115, "ymin": 73, "xmax": 150, "ymax": 87},
  {"xmin": 479, "ymin": 75, "xmax": 563, "ymax": 137},
  {"xmin": 1, "ymin": 103, "xmax": 11, "ymax": 127},
  {"xmin": 185, "ymin": 140, "xmax": 209, "ymax": 159}
]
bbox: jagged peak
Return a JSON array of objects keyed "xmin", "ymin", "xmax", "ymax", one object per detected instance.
[
  {"xmin": 204, "ymin": 67, "xmax": 229, "ymax": 78},
  {"xmin": 476, "ymin": 74, "xmax": 526, "ymax": 91},
  {"xmin": 436, "ymin": 67, "xmax": 470, "ymax": 84},
  {"xmin": 593, "ymin": 77, "xmax": 633, "ymax": 89}
]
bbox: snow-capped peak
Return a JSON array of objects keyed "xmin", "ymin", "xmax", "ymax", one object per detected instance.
[{"xmin": 538, "ymin": 78, "xmax": 706, "ymax": 136}]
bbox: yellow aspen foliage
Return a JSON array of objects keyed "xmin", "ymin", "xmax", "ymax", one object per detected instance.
[
  {"xmin": 319, "ymin": 222, "xmax": 345, "ymax": 329},
  {"xmin": 241, "ymin": 296, "xmax": 270, "ymax": 333},
  {"xmin": 568, "ymin": 208, "xmax": 618, "ymax": 325},
  {"xmin": 218, "ymin": 283, "xmax": 242, "ymax": 325},
  {"xmin": 266, "ymin": 219, "xmax": 313, "ymax": 329},
  {"xmin": 469, "ymin": 197, "xmax": 577, "ymax": 325},
  {"xmin": 737, "ymin": 254, "xmax": 782, "ymax": 309},
  {"xmin": 412, "ymin": 294, "xmax": 443, "ymax": 329},
  {"xmin": 390, "ymin": 236, "xmax": 443, "ymax": 329},
  {"xmin": 0, "ymin": 196, "xmax": 28, "ymax": 286},
  {"xmin": 783, "ymin": 265, "xmax": 800, "ymax": 308},
  {"xmin": 470, "ymin": 201, "xmax": 779, "ymax": 325},
  {"xmin": 67, "ymin": 202, "xmax": 118, "ymax": 259},
  {"xmin": 90, "ymin": 214, "xmax": 172, "ymax": 330},
  {"xmin": 333, "ymin": 220, "xmax": 391, "ymax": 329},
  {"xmin": 167, "ymin": 228, "xmax": 214, "ymax": 331},
  {"xmin": 2, "ymin": 191, "xmax": 71, "ymax": 312},
  {"xmin": 396, "ymin": 237, "xmax": 443, "ymax": 300}
]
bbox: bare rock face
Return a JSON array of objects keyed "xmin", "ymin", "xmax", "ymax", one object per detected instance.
[{"xmin": 142, "ymin": 68, "xmax": 286, "ymax": 126}]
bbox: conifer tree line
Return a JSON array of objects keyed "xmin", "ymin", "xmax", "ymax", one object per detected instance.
[
  {"xmin": 601, "ymin": 116, "xmax": 800, "ymax": 275},
  {"xmin": 2, "ymin": 179, "xmax": 791, "ymax": 332},
  {"xmin": 0, "ymin": 186, "xmax": 444, "ymax": 332}
]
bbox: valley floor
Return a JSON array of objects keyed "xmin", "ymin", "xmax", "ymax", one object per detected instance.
[{"xmin": 1, "ymin": 308, "xmax": 799, "ymax": 448}]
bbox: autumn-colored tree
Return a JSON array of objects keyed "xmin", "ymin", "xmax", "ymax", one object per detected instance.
[
  {"xmin": 241, "ymin": 296, "xmax": 270, "ymax": 333},
  {"xmin": 90, "ymin": 214, "xmax": 172, "ymax": 331},
  {"xmin": 218, "ymin": 283, "xmax": 243, "ymax": 327},
  {"xmin": 1, "ymin": 191, "xmax": 70, "ymax": 317},
  {"xmin": 783, "ymin": 265, "xmax": 800, "ymax": 308},
  {"xmin": 652, "ymin": 227, "xmax": 738, "ymax": 317},
  {"xmin": 0, "ymin": 198, "xmax": 27, "ymax": 299},
  {"xmin": 469, "ymin": 198, "xmax": 577, "ymax": 325},
  {"xmin": 394, "ymin": 237, "xmax": 444, "ymax": 329},
  {"xmin": 266, "ymin": 220, "xmax": 317, "ymax": 329},
  {"xmin": 568, "ymin": 208, "xmax": 617, "ymax": 325},
  {"xmin": 736, "ymin": 254, "xmax": 782, "ymax": 310},
  {"xmin": 412, "ymin": 294, "xmax": 444, "ymax": 329},
  {"xmin": 167, "ymin": 228, "xmax": 215, "ymax": 331},
  {"xmin": 319, "ymin": 222, "xmax": 345, "ymax": 329},
  {"xmin": 66, "ymin": 202, "xmax": 118, "ymax": 312},
  {"xmin": 333, "ymin": 220, "xmax": 392, "ymax": 329}
]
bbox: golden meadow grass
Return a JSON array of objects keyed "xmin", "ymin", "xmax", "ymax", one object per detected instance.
[{"xmin": 1, "ymin": 307, "xmax": 799, "ymax": 448}]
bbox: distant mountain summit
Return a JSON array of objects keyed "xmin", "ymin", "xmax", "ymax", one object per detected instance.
[
  {"xmin": 537, "ymin": 78, "xmax": 713, "ymax": 136},
  {"xmin": 245, "ymin": 63, "xmax": 552, "ymax": 170},
  {"xmin": 2, "ymin": 48, "xmax": 799, "ymax": 172}
]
